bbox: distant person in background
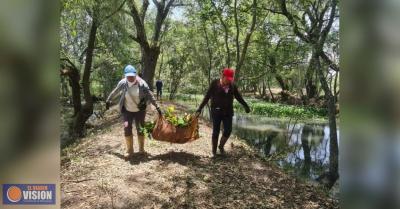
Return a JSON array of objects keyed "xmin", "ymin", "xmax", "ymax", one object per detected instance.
[
  {"xmin": 196, "ymin": 68, "xmax": 251, "ymax": 157},
  {"xmin": 106, "ymin": 65, "xmax": 162, "ymax": 159},
  {"xmin": 156, "ymin": 79, "xmax": 163, "ymax": 100}
]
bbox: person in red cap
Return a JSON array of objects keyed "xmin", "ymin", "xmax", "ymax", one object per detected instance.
[{"xmin": 196, "ymin": 68, "xmax": 250, "ymax": 157}]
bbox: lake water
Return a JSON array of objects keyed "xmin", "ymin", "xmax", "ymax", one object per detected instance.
[{"xmin": 232, "ymin": 114, "xmax": 339, "ymax": 181}]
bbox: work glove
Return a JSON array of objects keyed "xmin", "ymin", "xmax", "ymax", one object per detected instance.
[
  {"xmin": 106, "ymin": 101, "xmax": 111, "ymax": 110},
  {"xmin": 156, "ymin": 107, "xmax": 162, "ymax": 116},
  {"xmin": 245, "ymin": 106, "xmax": 251, "ymax": 113}
]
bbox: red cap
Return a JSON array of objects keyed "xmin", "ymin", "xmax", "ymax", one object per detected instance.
[{"xmin": 222, "ymin": 68, "xmax": 235, "ymax": 82}]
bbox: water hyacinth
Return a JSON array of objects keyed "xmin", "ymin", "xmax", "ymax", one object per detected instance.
[
  {"xmin": 164, "ymin": 106, "xmax": 193, "ymax": 128},
  {"xmin": 139, "ymin": 106, "xmax": 194, "ymax": 138}
]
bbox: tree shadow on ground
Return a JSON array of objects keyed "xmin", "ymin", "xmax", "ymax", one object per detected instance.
[
  {"xmin": 96, "ymin": 193, "xmax": 167, "ymax": 209},
  {"xmin": 108, "ymin": 151, "xmax": 153, "ymax": 165},
  {"xmin": 108, "ymin": 142, "xmax": 337, "ymax": 208},
  {"xmin": 150, "ymin": 151, "xmax": 203, "ymax": 166},
  {"xmin": 109, "ymin": 150, "xmax": 203, "ymax": 167}
]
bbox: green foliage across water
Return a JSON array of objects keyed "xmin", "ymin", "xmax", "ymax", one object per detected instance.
[
  {"xmin": 172, "ymin": 94, "xmax": 327, "ymax": 120},
  {"xmin": 234, "ymin": 101, "xmax": 327, "ymax": 119}
]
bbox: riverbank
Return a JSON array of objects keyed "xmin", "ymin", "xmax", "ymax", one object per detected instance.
[
  {"xmin": 61, "ymin": 101, "xmax": 338, "ymax": 208},
  {"xmin": 171, "ymin": 94, "xmax": 329, "ymax": 122}
]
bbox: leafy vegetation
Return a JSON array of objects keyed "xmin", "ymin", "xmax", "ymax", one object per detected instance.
[
  {"xmin": 234, "ymin": 101, "xmax": 327, "ymax": 119},
  {"xmin": 139, "ymin": 121, "xmax": 156, "ymax": 138},
  {"xmin": 164, "ymin": 106, "xmax": 194, "ymax": 127},
  {"xmin": 138, "ymin": 105, "xmax": 194, "ymax": 138}
]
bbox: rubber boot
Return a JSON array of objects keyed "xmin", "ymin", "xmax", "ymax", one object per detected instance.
[
  {"xmin": 138, "ymin": 135, "xmax": 145, "ymax": 154},
  {"xmin": 212, "ymin": 137, "xmax": 218, "ymax": 157},
  {"xmin": 125, "ymin": 136, "xmax": 134, "ymax": 159},
  {"xmin": 219, "ymin": 136, "xmax": 229, "ymax": 155}
]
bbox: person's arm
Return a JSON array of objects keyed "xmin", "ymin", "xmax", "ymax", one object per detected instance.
[
  {"xmin": 142, "ymin": 80, "xmax": 162, "ymax": 114},
  {"xmin": 233, "ymin": 84, "xmax": 250, "ymax": 113},
  {"xmin": 197, "ymin": 81, "xmax": 214, "ymax": 113},
  {"xmin": 106, "ymin": 79, "xmax": 124, "ymax": 104}
]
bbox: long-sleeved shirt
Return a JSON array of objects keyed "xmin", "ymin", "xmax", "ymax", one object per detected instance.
[
  {"xmin": 197, "ymin": 79, "xmax": 249, "ymax": 116},
  {"xmin": 124, "ymin": 83, "xmax": 140, "ymax": 112},
  {"xmin": 106, "ymin": 77, "xmax": 159, "ymax": 113}
]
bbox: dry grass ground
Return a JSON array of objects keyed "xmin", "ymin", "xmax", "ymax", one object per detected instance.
[{"xmin": 61, "ymin": 101, "xmax": 338, "ymax": 209}]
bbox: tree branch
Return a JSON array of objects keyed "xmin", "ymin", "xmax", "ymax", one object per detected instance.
[
  {"xmin": 263, "ymin": 7, "xmax": 284, "ymax": 14},
  {"xmin": 164, "ymin": 0, "xmax": 175, "ymax": 14},
  {"xmin": 236, "ymin": 0, "xmax": 257, "ymax": 73},
  {"xmin": 321, "ymin": 51, "xmax": 339, "ymax": 72},
  {"xmin": 61, "ymin": 57, "xmax": 78, "ymax": 72},
  {"xmin": 234, "ymin": 0, "xmax": 240, "ymax": 66},
  {"xmin": 152, "ymin": 0, "xmax": 161, "ymax": 8},
  {"xmin": 141, "ymin": 0, "xmax": 149, "ymax": 23},
  {"xmin": 211, "ymin": 0, "xmax": 231, "ymax": 66},
  {"xmin": 128, "ymin": 0, "xmax": 149, "ymax": 47},
  {"xmin": 320, "ymin": 0, "xmax": 337, "ymax": 44},
  {"xmin": 278, "ymin": 0, "xmax": 310, "ymax": 43},
  {"xmin": 101, "ymin": 0, "xmax": 127, "ymax": 23},
  {"xmin": 153, "ymin": 0, "xmax": 175, "ymax": 43},
  {"xmin": 129, "ymin": 34, "xmax": 140, "ymax": 43}
]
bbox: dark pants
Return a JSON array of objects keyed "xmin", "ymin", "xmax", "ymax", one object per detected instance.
[
  {"xmin": 122, "ymin": 106, "xmax": 146, "ymax": 137},
  {"xmin": 211, "ymin": 110, "xmax": 233, "ymax": 150},
  {"xmin": 156, "ymin": 88, "xmax": 162, "ymax": 98}
]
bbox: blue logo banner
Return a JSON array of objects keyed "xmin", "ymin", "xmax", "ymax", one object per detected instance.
[{"xmin": 2, "ymin": 184, "xmax": 56, "ymax": 205}]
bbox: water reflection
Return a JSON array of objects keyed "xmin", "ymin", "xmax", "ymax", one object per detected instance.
[{"xmin": 233, "ymin": 115, "xmax": 339, "ymax": 181}]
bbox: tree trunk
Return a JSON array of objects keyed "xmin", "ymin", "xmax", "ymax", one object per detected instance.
[
  {"xmin": 269, "ymin": 56, "xmax": 288, "ymax": 92},
  {"xmin": 128, "ymin": 0, "xmax": 174, "ymax": 90},
  {"xmin": 235, "ymin": 0, "xmax": 257, "ymax": 80},
  {"xmin": 234, "ymin": 0, "xmax": 240, "ymax": 68},
  {"xmin": 262, "ymin": 79, "xmax": 266, "ymax": 97},
  {"xmin": 276, "ymin": 75, "xmax": 288, "ymax": 92},
  {"xmin": 211, "ymin": 1, "xmax": 231, "ymax": 67},
  {"xmin": 315, "ymin": 54, "xmax": 339, "ymax": 187},
  {"xmin": 267, "ymin": 76, "xmax": 275, "ymax": 102},
  {"xmin": 305, "ymin": 55, "xmax": 317, "ymax": 99},
  {"xmin": 168, "ymin": 54, "xmax": 186, "ymax": 100},
  {"xmin": 223, "ymin": 31, "xmax": 231, "ymax": 67},
  {"xmin": 141, "ymin": 46, "xmax": 160, "ymax": 90},
  {"xmin": 67, "ymin": 67, "xmax": 81, "ymax": 116},
  {"xmin": 157, "ymin": 48, "xmax": 164, "ymax": 80},
  {"xmin": 334, "ymin": 71, "xmax": 339, "ymax": 103},
  {"xmin": 61, "ymin": 77, "xmax": 69, "ymax": 98},
  {"xmin": 72, "ymin": 21, "xmax": 97, "ymax": 137},
  {"xmin": 202, "ymin": 23, "xmax": 213, "ymax": 86},
  {"xmin": 60, "ymin": 64, "xmax": 81, "ymax": 116}
]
